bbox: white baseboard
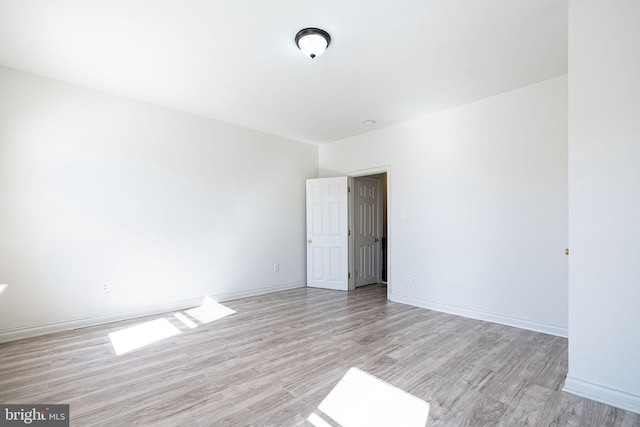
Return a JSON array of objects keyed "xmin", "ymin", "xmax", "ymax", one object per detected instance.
[
  {"xmin": 388, "ymin": 294, "xmax": 568, "ymax": 338},
  {"xmin": 564, "ymin": 376, "xmax": 640, "ymax": 414},
  {"xmin": 0, "ymin": 281, "xmax": 306, "ymax": 344},
  {"xmin": 211, "ymin": 281, "xmax": 306, "ymax": 302}
]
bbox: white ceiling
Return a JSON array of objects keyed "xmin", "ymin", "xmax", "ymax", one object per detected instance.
[{"xmin": 0, "ymin": 0, "xmax": 567, "ymax": 144}]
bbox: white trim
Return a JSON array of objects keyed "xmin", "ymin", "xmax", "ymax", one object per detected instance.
[
  {"xmin": 348, "ymin": 176, "xmax": 355, "ymax": 291},
  {"xmin": 388, "ymin": 293, "xmax": 568, "ymax": 338},
  {"xmin": 0, "ymin": 282, "xmax": 305, "ymax": 344},
  {"xmin": 563, "ymin": 376, "xmax": 640, "ymax": 414},
  {"xmin": 213, "ymin": 281, "xmax": 306, "ymax": 302},
  {"xmin": 348, "ymin": 165, "xmax": 391, "ymax": 178}
]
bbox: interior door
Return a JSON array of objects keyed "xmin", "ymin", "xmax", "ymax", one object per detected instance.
[
  {"xmin": 306, "ymin": 177, "xmax": 349, "ymax": 291},
  {"xmin": 354, "ymin": 177, "xmax": 381, "ymax": 287}
]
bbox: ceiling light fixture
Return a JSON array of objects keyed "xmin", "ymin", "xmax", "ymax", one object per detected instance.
[
  {"xmin": 295, "ymin": 28, "xmax": 331, "ymax": 59},
  {"xmin": 363, "ymin": 120, "xmax": 377, "ymax": 125}
]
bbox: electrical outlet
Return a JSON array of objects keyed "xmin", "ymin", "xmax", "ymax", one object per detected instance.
[
  {"xmin": 100, "ymin": 281, "xmax": 111, "ymax": 293},
  {"xmin": 273, "ymin": 263, "xmax": 280, "ymax": 272},
  {"xmin": 405, "ymin": 275, "xmax": 412, "ymax": 285}
]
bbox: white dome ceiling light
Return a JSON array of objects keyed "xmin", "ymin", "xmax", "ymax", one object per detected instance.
[{"xmin": 295, "ymin": 28, "xmax": 331, "ymax": 59}]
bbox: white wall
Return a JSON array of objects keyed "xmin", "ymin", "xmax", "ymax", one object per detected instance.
[
  {"xmin": 564, "ymin": 1, "xmax": 640, "ymax": 413},
  {"xmin": 320, "ymin": 76, "xmax": 568, "ymax": 336},
  {"xmin": 0, "ymin": 66, "xmax": 318, "ymax": 341}
]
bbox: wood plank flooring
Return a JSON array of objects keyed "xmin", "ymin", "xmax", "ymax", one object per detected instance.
[{"xmin": 1, "ymin": 284, "xmax": 638, "ymax": 426}]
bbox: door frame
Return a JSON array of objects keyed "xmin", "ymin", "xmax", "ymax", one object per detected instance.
[{"xmin": 347, "ymin": 166, "xmax": 390, "ymax": 296}]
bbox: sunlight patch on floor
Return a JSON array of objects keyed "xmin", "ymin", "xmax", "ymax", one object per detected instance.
[
  {"xmin": 185, "ymin": 296, "xmax": 236, "ymax": 324},
  {"xmin": 108, "ymin": 297, "xmax": 237, "ymax": 355},
  {"xmin": 311, "ymin": 367, "xmax": 430, "ymax": 427},
  {"xmin": 307, "ymin": 412, "xmax": 332, "ymax": 427},
  {"xmin": 108, "ymin": 318, "xmax": 181, "ymax": 355},
  {"xmin": 173, "ymin": 312, "xmax": 198, "ymax": 329}
]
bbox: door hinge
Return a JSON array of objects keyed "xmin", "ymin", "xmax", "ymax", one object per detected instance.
[
  {"xmin": 348, "ymin": 186, "xmax": 351, "ymax": 193},
  {"xmin": 348, "ymin": 272, "xmax": 351, "ymax": 279},
  {"xmin": 348, "ymin": 229, "xmax": 351, "ymax": 236}
]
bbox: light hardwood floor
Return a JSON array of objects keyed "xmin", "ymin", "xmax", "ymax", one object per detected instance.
[{"xmin": 1, "ymin": 284, "xmax": 638, "ymax": 426}]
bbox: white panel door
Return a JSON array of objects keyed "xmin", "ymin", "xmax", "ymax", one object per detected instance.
[
  {"xmin": 354, "ymin": 177, "xmax": 381, "ymax": 287},
  {"xmin": 306, "ymin": 177, "xmax": 349, "ymax": 291}
]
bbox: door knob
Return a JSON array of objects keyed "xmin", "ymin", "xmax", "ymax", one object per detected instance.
[
  {"xmin": 374, "ymin": 237, "xmax": 379, "ymax": 243},
  {"xmin": 307, "ymin": 239, "xmax": 312, "ymax": 244}
]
